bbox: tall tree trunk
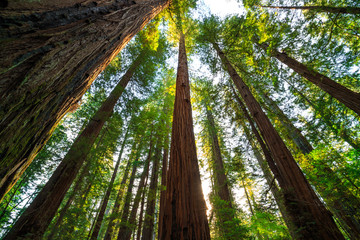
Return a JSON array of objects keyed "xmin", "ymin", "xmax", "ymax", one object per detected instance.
[
  {"xmin": 231, "ymin": 85, "xmax": 296, "ymax": 238},
  {"xmin": 157, "ymin": 133, "xmax": 169, "ymax": 239},
  {"xmin": 0, "ymin": 0, "xmax": 170, "ymax": 202},
  {"xmin": 141, "ymin": 140, "xmax": 162, "ymax": 240},
  {"xmin": 261, "ymin": 93, "xmax": 360, "ymax": 239},
  {"xmin": 46, "ymin": 159, "xmax": 91, "ymax": 240},
  {"xmin": 256, "ymin": 42, "xmax": 360, "ymax": 116},
  {"xmin": 260, "ymin": 5, "xmax": 360, "ymax": 14},
  {"xmin": 4, "ymin": 57, "xmax": 142, "ymax": 240},
  {"xmin": 117, "ymin": 138, "xmax": 153, "ymax": 240},
  {"xmin": 103, "ymin": 156, "xmax": 133, "ymax": 240},
  {"xmin": 90, "ymin": 128, "xmax": 129, "ymax": 240},
  {"xmin": 213, "ymin": 42, "xmax": 344, "ymax": 239},
  {"xmin": 159, "ymin": 32, "xmax": 210, "ymax": 240},
  {"xmin": 136, "ymin": 180, "xmax": 148, "ymax": 240},
  {"xmin": 112, "ymin": 156, "xmax": 139, "ymax": 240},
  {"xmin": 204, "ymin": 105, "xmax": 241, "ymax": 237}
]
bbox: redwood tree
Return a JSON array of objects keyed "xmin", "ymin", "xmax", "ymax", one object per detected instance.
[
  {"xmin": 4, "ymin": 54, "xmax": 143, "ymax": 240},
  {"xmin": 0, "ymin": 0, "xmax": 170, "ymax": 202},
  {"xmin": 200, "ymin": 24, "xmax": 344, "ymax": 236},
  {"xmin": 159, "ymin": 31, "xmax": 210, "ymax": 239}
]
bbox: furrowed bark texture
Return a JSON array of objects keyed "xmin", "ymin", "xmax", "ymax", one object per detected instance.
[
  {"xmin": 260, "ymin": 5, "xmax": 360, "ymax": 14},
  {"xmin": 257, "ymin": 42, "xmax": 360, "ymax": 116},
  {"xmin": 141, "ymin": 140, "xmax": 162, "ymax": 240},
  {"xmin": 261, "ymin": 93, "xmax": 360, "ymax": 239},
  {"xmin": 4, "ymin": 58, "xmax": 141, "ymax": 240},
  {"xmin": 0, "ymin": 0, "xmax": 169, "ymax": 202},
  {"xmin": 117, "ymin": 140, "xmax": 152, "ymax": 240},
  {"xmin": 213, "ymin": 42, "xmax": 344, "ymax": 240},
  {"xmin": 159, "ymin": 33, "xmax": 210, "ymax": 240},
  {"xmin": 90, "ymin": 128, "xmax": 129, "ymax": 240}
]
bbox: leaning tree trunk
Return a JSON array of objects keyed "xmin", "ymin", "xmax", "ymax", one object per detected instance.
[
  {"xmin": 213, "ymin": 42, "xmax": 344, "ymax": 240},
  {"xmin": 3, "ymin": 56, "xmax": 142, "ymax": 240},
  {"xmin": 231, "ymin": 89, "xmax": 297, "ymax": 239},
  {"xmin": 141, "ymin": 140, "xmax": 162, "ymax": 240},
  {"xmin": 256, "ymin": 42, "xmax": 360, "ymax": 116},
  {"xmin": 117, "ymin": 138, "xmax": 152, "ymax": 240},
  {"xmin": 89, "ymin": 128, "xmax": 129, "ymax": 240},
  {"xmin": 0, "ymin": 0, "xmax": 170, "ymax": 202},
  {"xmin": 159, "ymin": 32, "xmax": 210, "ymax": 240},
  {"xmin": 260, "ymin": 5, "xmax": 360, "ymax": 14},
  {"xmin": 261, "ymin": 93, "xmax": 360, "ymax": 239}
]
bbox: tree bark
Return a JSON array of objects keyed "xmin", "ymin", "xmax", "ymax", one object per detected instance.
[
  {"xmin": 0, "ymin": 0, "xmax": 170, "ymax": 202},
  {"xmin": 256, "ymin": 42, "xmax": 360, "ymax": 116},
  {"xmin": 136, "ymin": 181, "xmax": 148, "ymax": 240},
  {"xmin": 45, "ymin": 159, "xmax": 91, "ymax": 240},
  {"xmin": 159, "ymin": 32, "xmax": 210, "ymax": 240},
  {"xmin": 3, "ymin": 57, "xmax": 141, "ymax": 240},
  {"xmin": 157, "ymin": 133, "xmax": 169, "ymax": 239},
  {"xmin": 141, "ymin": 140, "xmax": 162, "ymax": 240},
  {"xmin": 260, "ymin": 5, "xmax": 360, "ymax": 14},
  {"xmin": 260, "ymin": 93, "xmax": 360, "ymax": 239},
  {"xmin": 204, "ymin": 105, "xmax": 241, "ymax": 237},
  {"xmin": 213, "ymin": 42, "xmax": 344, "ymax": 240},
  {"xmin": 117, "ymin": 138, "xmax": 153, "ymax": 240},
  {"xmin": 103, "ymin": 141, "xmax": 140, "ymax": 240},
  {"xmin": 89, "ymin": 128, "xmax": 129, "ymax": 240}
]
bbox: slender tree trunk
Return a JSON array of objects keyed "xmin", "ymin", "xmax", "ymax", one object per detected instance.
[
  {"xmin": 213, "ymin": 42, "xmax": 344, "ymax": 239},
  {"xmin": 256, "ymin": 42, "xmax": 360, "ymax": 116},
  {"xmin": 260, "ymin": 5, "xmax": 360, "ymax": 14},
  {"xmin": 157, "ymin": 133, "xmax": 169, "ymax": 239},
  {"xmin": 90, "ymin": 128, "xmax": 129, "ymax": 240},
  {"xmin": 112, "ymin": 157, "xmax": 139, "ymax": 240},
  {"xmin": 0, "ymin": 0, "xmax": 170, "ymax": 202},
  {"xmin": 159, "ymin": 32, "xmax": 210, "ymax": 240},
  {"xmin": 141, "ymin": 140, "xmax": 162, "ymax": 240},
  {"xmin": 117, "ymin": 138, "xmax": 153, "ymax": 240},
  {"xmin": 4, "ymin": 57, "xmax": 142, "ymax": 240},
  {"xmin": 103, "ymin": 140, "xmax": 141, "ymax": 240},
  {"xmin": 204, "ymin": 105, "xmax": 241, "ymax": 237},
  {"xmin": 136, "ymin": 180, "xmax": 148, "ymax": 240}
]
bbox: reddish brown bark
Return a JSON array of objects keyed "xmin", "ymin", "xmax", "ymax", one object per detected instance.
[
  {"xmin": 260, "ymin": 5, "xmax": 360, "ymax": 14},
  {"xmin": 3, "ymin": 57, "xmax": 141, "ymax": 240},
  {"xmin": 0, "ymin": 0, "xmax": 170, "ymax": 202},
  {"xmin": 213, "ymin": 42, "xmax": 344, "ymax": 239},
  {"xmin": 231, "ymin": 87, "xmax": 296, "ymax": 238},
  {"xmin": 257, "ymin": 42, "xmax": 360, "ymax": 116},
  {"xmin": 159, "ymin": 32, "xmax": 210, "ymax": 240},
  {"xmin": 90, "ymin": 128, "xmax": 129, "ymax": 240},
  {"xmin": 260, "ymin": 93, "xmax": 360, "ymax": 239}
]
